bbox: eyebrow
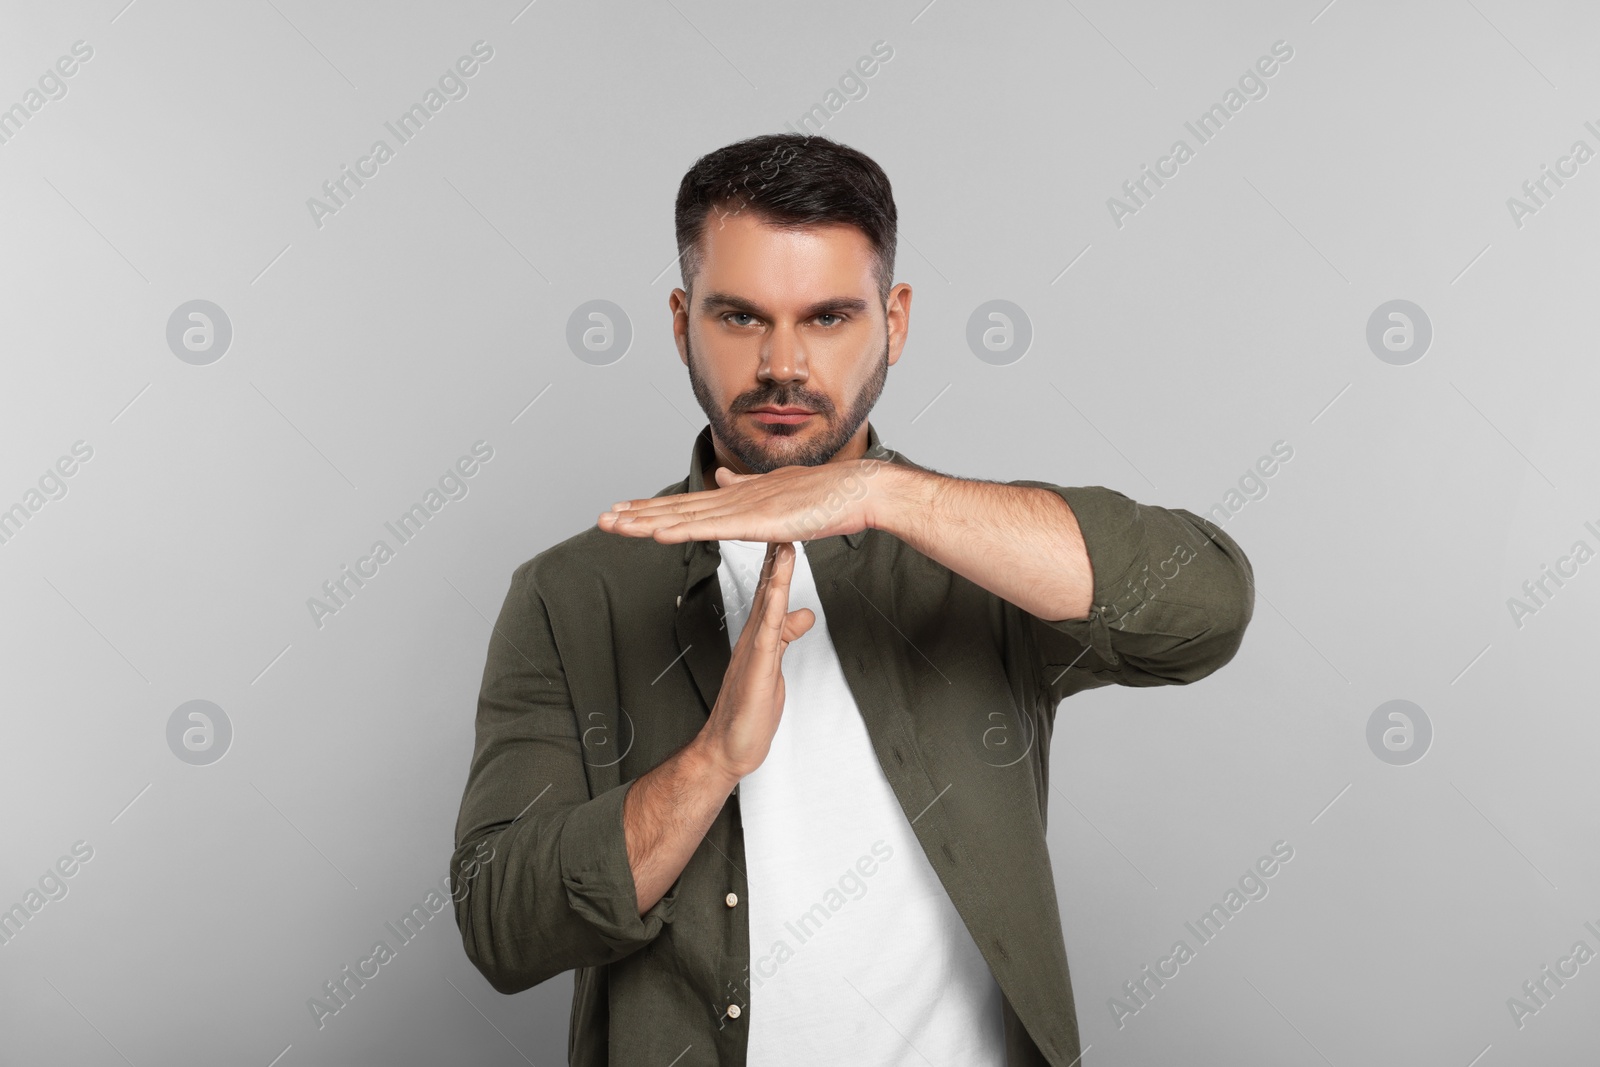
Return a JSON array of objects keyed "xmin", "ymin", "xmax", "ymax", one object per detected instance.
[{"xmin": 698, "ymin": 290, "xmax": 871, "ymax": 320}]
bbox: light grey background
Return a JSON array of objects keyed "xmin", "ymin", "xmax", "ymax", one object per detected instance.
[{"xmin": 2, "ymin": 0, "xmax": 1597, "ymax": 1064}]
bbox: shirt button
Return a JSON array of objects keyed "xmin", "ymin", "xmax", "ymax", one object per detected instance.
[
  {"xmin": 726, "ymin": 1004, "xmax": 742, "ymax": 1019},
  {"xmin": 725, "ymin": 892, "xmax": 738, "ymax": 908}
]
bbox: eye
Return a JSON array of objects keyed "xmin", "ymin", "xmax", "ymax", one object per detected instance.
[
  {"xmin": 724, "ymin": 312, "xmax": 758, "ymax": 327},
  {"xmin": 816, "ymin": 313, "xmax": 845, "ymax": 327}
]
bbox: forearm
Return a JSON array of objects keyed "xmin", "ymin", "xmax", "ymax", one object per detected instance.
[
  {"xmin": 623, "ymin": 737, "xmax": 739, "ymax": 915},
  {"xmin": 871, "ymin": 465, "xmax": 1094, "ymax": 621}
]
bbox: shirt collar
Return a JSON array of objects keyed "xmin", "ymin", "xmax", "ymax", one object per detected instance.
[{"xmin": 679, "ymin": 420, "xmax": 897, "ymax": 562}]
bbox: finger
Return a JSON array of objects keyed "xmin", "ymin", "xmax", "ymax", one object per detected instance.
[
  {"xmin": 616, "ymin": 478, "xmax": 752, "ymax": 511},
  {"xmin": 609, "ymin": 503, "xmax": 697, "ymax": 526},
  {"xmin": 714, "ymin": 466, "xmax": 758, "ymax": 487},
  {"xmin": 648, "ymin": 517, "xmax": 739, "ymax": 544},
  {"xmin": 620, "ymin": 476, "xmax": 769, "ymax": 518},
  {"xmin": 605, "ymin": 504, "xmax": 726, "ymax": 536},
  {"xmin": 755, "ymin": 543, "xmax": 798, "ymax": 651},
  {"xmin": 605, "ymin": 510, "xmax": 737, "ymax": 543},
  {"xmin": 741, "ymin": 542, "xmax": 781, "ymax": 642},
  {"xmin": 780, "ymin": 607, "xmax": 815, "ymax": 644},
  {"xmin": 609, "ymin": 492, "xmax": 705, "ymax": 512},
  {"xmin": 753, "ymin": 541, "xmax": 787, "ymax": 615}
]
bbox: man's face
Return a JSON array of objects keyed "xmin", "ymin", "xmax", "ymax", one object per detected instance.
[{"xmin": 671, "ymin": 210, "xmax": 910, "ymax": 474}]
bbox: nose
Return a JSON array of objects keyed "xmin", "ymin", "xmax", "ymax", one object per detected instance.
[{"xmin": 757, "ymin": 320, "xmax": 808, "ymax": 387}]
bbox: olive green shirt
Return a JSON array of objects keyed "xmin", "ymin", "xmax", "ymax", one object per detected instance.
[{"xmin": 452, "ymin": 420, "xmax": 1254, "ymax": 1066}]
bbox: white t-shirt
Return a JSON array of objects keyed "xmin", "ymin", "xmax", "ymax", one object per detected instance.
[{"xmin": 716, "ymin": 538, "xmax": 1007, "ymax": 1066}]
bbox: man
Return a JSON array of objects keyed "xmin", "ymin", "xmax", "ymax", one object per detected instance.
[{"xmin": 452, "ymin": 133, "xmax": 1254, "ymax": 1066}]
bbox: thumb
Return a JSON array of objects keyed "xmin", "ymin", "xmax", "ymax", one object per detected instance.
[{"xmin": 714, "ymin": 466, "xmax": 755, "ymax": 486}]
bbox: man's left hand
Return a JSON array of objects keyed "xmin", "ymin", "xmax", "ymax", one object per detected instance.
[{"xmin": 597, "ymin": 460, "xmax": 892, "ymax": 543}]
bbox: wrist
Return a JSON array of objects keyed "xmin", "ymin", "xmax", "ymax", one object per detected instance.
[
  {"xmin": 684, "ymin": 735, "xmax": 743, "ymax": 797},
  {"xmin": 868, "ymin": 463, "xmax": 940, "ymax": 539}
]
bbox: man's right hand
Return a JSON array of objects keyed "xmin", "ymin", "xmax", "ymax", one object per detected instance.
[
  {"xmin": 695, "ymin": 541, "xmax": 815, "ymax": 785},
  {"xmin": 623, "ymin": 541, "xmax": 815, "ymax": 915}
]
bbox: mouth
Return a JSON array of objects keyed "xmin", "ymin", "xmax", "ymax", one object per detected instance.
[{"xmin": 748, "ymin": 407, "xmax": 815, "ymax": 426}]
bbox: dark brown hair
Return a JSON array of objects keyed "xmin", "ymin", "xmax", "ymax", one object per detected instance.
[{"xmin": 674, "ymin": 133, "xmax": 898, "ymax": 303}]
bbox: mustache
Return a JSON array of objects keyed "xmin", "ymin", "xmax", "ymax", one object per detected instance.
[{"xmin": 732, "ymin": 390, "xmax": 833, "ymax": 413}]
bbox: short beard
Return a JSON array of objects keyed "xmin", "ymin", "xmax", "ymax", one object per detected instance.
[{"xmin": 685, "ymin": 330, "xmax": 888, "ymax": 474}]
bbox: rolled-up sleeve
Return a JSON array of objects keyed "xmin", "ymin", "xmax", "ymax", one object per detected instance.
[
  {"xmin": 451, "ymin": 556, "xmax": 680, "ymax": 995},
  {"xmin": 1009, "ymin": 481, "xmax": 1255, "ymax": 702}
]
